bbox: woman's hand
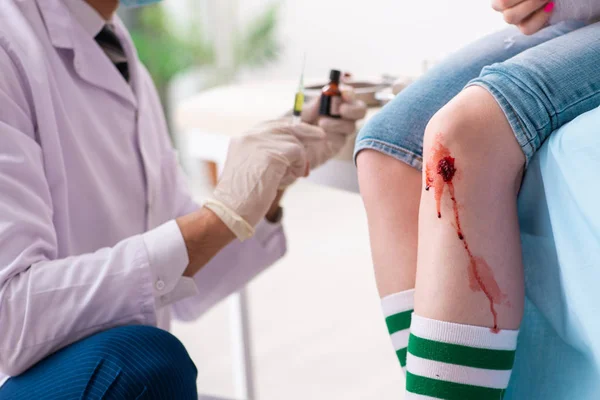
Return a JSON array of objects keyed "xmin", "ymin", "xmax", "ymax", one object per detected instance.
[{"xmin": 492, "ymin": 0, "xmax": 555, "ymax": 35}]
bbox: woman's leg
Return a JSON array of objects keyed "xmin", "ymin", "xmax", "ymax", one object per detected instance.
[
  {"xmin": 405, "ymin": 87, "xmax": 524, "ymax": 400},
  {"xmin": 416, "ymin": 86, "xmax": 525, "ymax": 330},
  {"xmin": 355, "ymin": 21, "xmax": 584, "ymax": 375},
  {"xmin": 358, "ymin": 153, "xmax": 420, "ymax": 296},
  {"xmin": 358, "ymin": 153, "xmax": 421, "ymax": 373},
  {"xmin": 406, "ymin": 21, "xmax": 600, "ymax": 398}
]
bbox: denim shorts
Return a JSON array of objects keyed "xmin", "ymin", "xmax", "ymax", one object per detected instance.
[{"xmin": 355, "ymin": 20, "xmax": 600, "ymax": 169}]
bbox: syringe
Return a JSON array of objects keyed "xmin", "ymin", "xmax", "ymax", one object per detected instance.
[{"xmin": 292, "ymin": 53, "xmax": 306, "ymax": 125}]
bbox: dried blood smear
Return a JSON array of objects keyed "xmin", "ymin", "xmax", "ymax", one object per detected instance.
[{"xmin": 425, "ymin": 134, "xmax": 507, "ymax": 333}]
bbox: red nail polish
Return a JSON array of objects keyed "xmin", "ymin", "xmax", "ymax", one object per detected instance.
[{"xmin": 544, "ymin": 2, "xmax": 555, "ymax": 13}]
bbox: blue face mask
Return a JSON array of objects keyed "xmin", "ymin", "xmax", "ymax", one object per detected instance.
[{"xmin": 120, "ymin": 0, "xmax": 163, "ymax": 7}]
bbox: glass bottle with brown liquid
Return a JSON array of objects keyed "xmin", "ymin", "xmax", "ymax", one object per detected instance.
[{"xmin": 319, "ymin": 69, "xmax": 342, "ymax": 119}]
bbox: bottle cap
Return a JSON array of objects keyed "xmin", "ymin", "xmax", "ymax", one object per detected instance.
[{"xmin": 329, "ymin": 69, "xmax": 341, "ymax": 82}]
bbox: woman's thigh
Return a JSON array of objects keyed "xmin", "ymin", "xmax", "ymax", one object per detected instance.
[
  {"xmin": 354, "ymin": 21, "xmax": 585, "ymax": 170},
  {"xmin": 467, "ymin": 20, "xmax": 600, "ymax": 165}
]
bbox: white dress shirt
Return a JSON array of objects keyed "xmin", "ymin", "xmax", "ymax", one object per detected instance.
[{"xmin": 0, "ymin": 0, "xmax": 286, "ymax": 384}]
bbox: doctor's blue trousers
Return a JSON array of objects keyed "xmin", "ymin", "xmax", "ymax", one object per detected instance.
[{"xmin": 0, "ymin": 325, "xmax": 198, "ymax": 399}]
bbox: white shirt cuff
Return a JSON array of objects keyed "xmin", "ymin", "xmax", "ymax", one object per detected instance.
[{"xmin": 142, "ymin": 220, "xmax": 199, "ymax": 309}]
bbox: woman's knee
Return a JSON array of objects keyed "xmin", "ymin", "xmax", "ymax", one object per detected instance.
[{"xmin": 423, "ymin": 86, "xmax": 525, "ymax": 190}]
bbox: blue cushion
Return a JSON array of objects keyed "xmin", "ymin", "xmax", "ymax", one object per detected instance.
[{"xmin": 507, "ymin": 105, "xmax": 600, "ymax": 399}]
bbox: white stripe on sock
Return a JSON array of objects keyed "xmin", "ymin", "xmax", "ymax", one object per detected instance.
[
  {"xmin": 404, "ymin": 392, "xmax": 439, "ymax": 400},
  {"xmin": 391, "ymin": 329, "xmax": 410, "ymax": 350},
  {"xmin": 406, "ymin": 352, "xmax": 512, "ymax": 389},
  {"xmin": 410, "ymin": 314, "xmax": 518, "ymax": 350},
  {"xmin": 381, "ymin": 289, "xmax": 415, "ymax": 317}
]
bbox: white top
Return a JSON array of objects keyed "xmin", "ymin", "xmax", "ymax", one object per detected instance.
[{"xmin": 551, "ymin": 0, "xmax": 600, "ymax": 24}]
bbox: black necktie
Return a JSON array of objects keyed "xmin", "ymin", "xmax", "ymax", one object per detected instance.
[{"xmin": 94, "ymin": 25, "xmax": 130, "ymax": 82}]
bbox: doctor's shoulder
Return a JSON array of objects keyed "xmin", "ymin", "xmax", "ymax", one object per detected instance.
[
  {"xmin": 0, "ymin": 1, "xmax": 55, "ymax": 83},
  {"xmin": 0, "ymin": 1, "xmax": 56, "ymax": 148}
]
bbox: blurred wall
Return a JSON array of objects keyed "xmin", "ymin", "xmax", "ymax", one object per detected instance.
[
  {"xmin": 239, "ymin": 0, "xmax": 508, "ymax": 80},
  {"xmin": 164, "ymin": 0, "xmax": 508, "ymax": 81}
]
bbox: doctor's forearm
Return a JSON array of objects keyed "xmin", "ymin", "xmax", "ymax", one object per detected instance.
[{"xmin": 177, "ymin": 207, "xmax": 236, "ymax": 277}]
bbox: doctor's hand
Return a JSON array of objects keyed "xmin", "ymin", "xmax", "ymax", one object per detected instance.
[
  {"xmin": 203, "ymin": 120, "xmax": 326, "ymax": 241},
  {"xmin": 492, "ymin": 0, "xmax": 554, "ymax": 35},
  {"xmin": 301, "ymin": 91, "xmax": 367, "ymax": 170}
]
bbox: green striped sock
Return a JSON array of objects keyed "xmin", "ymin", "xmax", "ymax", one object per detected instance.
[
  {"xmin": 381, "ymin": 289, "xmax": 414, "ymax": 372},
  {"xmin": 405, "ymin": 314, "xmax": 518, "ymax": 400}
]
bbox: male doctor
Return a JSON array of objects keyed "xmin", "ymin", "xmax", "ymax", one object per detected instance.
[{"xmin": 0, "ymin": 0, "xmax": 366, "ymax": 397}]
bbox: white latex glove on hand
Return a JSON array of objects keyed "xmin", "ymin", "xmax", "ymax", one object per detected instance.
[
  {"xmin": 204, "ymin": 120, "xmax": 326, "ymax": 241},
  {"xmin": 301, "ymin": 91, "xmax": 367, "ymax": 170}
]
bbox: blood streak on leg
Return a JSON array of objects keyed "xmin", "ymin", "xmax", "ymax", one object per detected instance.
[
  {"xmin": 464, "ymin": 246, "xmax": 506, "ymax": 333},
  {"xmin": 425, "ymin": 133, "xmax": 507, "ymax": 332}
]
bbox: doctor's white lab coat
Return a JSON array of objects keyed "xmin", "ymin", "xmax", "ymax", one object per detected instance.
[{"xmin": 0, "ymin": 0, "xmax": 286, "ymax": 382}]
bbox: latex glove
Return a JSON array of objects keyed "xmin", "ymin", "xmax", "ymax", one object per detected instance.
[
  {"xmin": 492, "ymin": 0, "xmax": 554, "ymax": 35},
  {"xmin": 301, "ymin": 90, "xmax": 367, "ymax": 170},
  {"xmin": 204, "ymin": 120, "xmax": 325, "ymax": 241}
]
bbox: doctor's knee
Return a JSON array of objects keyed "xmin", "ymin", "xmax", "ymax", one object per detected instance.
[{"xmin": 87, "ymin": 325, "xmax": 198, "ymax": 399}]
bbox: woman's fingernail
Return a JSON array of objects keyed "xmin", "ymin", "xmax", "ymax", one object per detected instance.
[{"xmin": 544, "ymin": 2, "xmax": 555, "ymax": 13}]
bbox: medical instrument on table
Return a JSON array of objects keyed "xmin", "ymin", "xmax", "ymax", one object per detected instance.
[
  {"xmin": 292, "ymin": 54, "xmax": 306, "ymax": 125},
  {"xmin": 319, "ymin": 69, "xmax": 342, "ymax": 118}
]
